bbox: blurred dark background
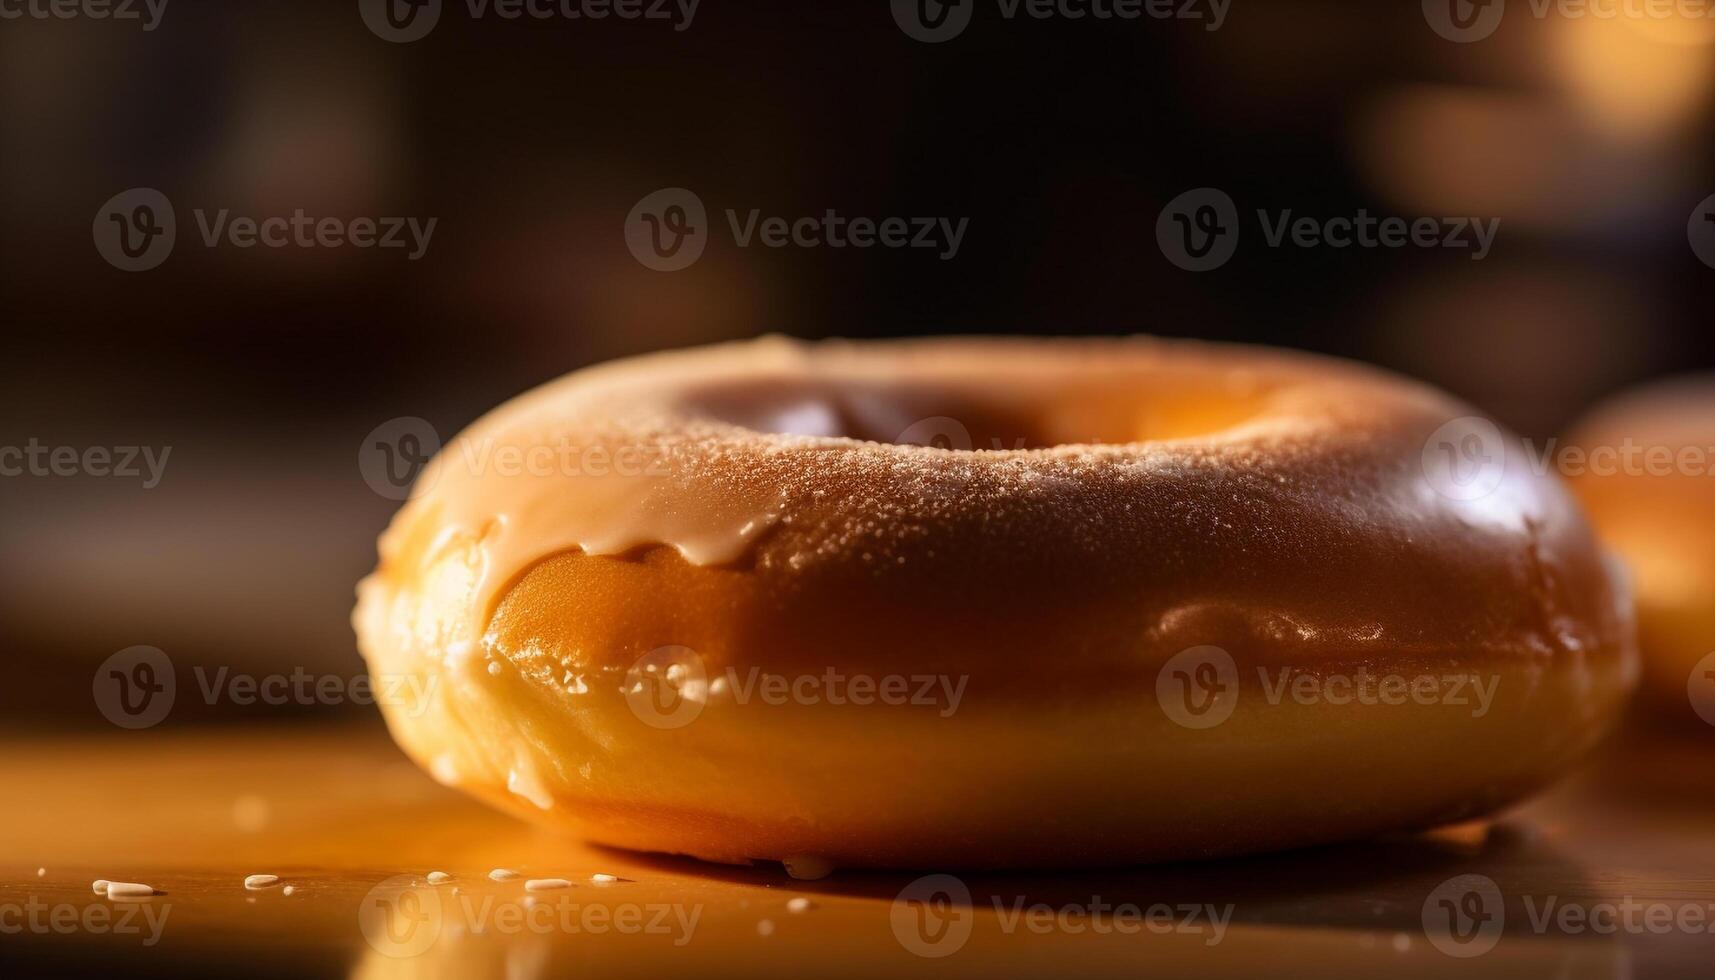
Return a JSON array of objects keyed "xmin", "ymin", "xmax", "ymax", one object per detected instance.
[{"xmin": 4, "ymin": 0, "xmax": 1714, "ymax": 728}]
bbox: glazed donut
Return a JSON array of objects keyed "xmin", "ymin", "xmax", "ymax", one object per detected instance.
[
  {"xmin": 354, "ymin": 336, "xmax": 1636, "ymax": 870},
  {"xmin": 1568, "ymin": 377, "xmax": 1715, "ymax": 723}
]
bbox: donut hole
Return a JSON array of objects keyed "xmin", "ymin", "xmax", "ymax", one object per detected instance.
[{"xmin": 677, "ymin": 377, "xmax": 1270, "ymax": 450}]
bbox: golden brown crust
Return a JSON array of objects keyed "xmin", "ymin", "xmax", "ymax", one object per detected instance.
[
  {"xmin": 1569, "ymin": 377, "xmax": 1715, "ymax": 718},
  {"xmin": 356, "ymin": 336, "xmax": 1638, "ymax": 869}
]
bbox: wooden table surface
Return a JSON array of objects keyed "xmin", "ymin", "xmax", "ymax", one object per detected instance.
[{"xmin": 2, "ymin": 720, "xmax": 1712, "ymax": 979}]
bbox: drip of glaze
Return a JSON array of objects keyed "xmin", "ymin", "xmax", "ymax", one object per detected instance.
[
  {"xmin": 365, "ymin": 349, "xmax": 803, "ymax": 661},
  {"xmin": 507, "ymin": 752, "xmax": 555, "ymax": 811}
]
